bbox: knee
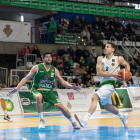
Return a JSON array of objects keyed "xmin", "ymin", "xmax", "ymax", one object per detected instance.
[
  {"xmin": 91, "ymin": 93, "xmax": 99, "ymax": 102},
  {"xmin": 55, "ymin": 104, "xmax": 63, "ymax": 110},
  {"xmin": 35, "ymin": 94, "xmax": 42, "ymax": 103}
]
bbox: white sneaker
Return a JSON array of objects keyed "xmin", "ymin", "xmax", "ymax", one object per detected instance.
[
  {"xmin": 39, "ymin": 119, "xmax": 45, "ymax": 129},
  {"xmin": 120, "ymin": 113, "xmax": 128, "ymax": 128},
  {"xmin": 74, "ymin": 114, "xmax": 87, "ymax": 127},
  {"xmin": 72, "ymin": 121, "xmax": 80, "ymax": 129}
]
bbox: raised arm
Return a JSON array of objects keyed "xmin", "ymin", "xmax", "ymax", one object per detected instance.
[
  {"xmin": 55, "ymin": 68, "xmax": 81, "ymax": 91},
  {"xmin": 118, "ymin": 56, "xmax": 130, "ymax": 71}
]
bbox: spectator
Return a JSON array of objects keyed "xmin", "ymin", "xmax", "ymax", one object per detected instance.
[
  {"xmin": 91, "ymin": 47, "xmax": 96, "ymax": 58},
  {"xmin": 18, "ymin": 43, "xmax": 32, "ymax": 56},
  {"xmin": 88, "ymin": 24, "xmax": 94, "ymax": 39},
  {"xmin": 95, "ymin": 25, "xmax": 100, "ymax": 34},
  {"xmin": 134, "ymin": 49, "xmax": 139, "ymax": 60},
  {"xmin": 132, "ymin": 21, "xmax": 138, "ymax": 29},
  {"xmin": 100, "ymin": 18, "xmax": 105, "ymax": 31},
  {"xmin": 87, "ymin": 53, "xmax": 93, "ymax": 67},
  {"xmin": 83, "ymin": 70, "xmax": 91, "ymax": 82},
  {"xmin": 127, "ymin": 20, "xmax": 132, "ymax": 33},
  {"xmin": 1, "ymin": 83, "xmax": 7, "ymax": 88},
  {"xmin": 110, "ymin": 25, "xmax": 116, "ymax": 37},
  {"xmin": 115, "ymin": 26, "xmax": 125, "ymax": 41},
  {"xmin": 83, "ymin": 84, "xmax": 87, "ymax": 88},
  {"xmin": 92, "ymin": 17, "xmax": 100, "ymax": 29},
  {"xmin": 137, "ymin": 53, "xmax": 140, "ymax": 66},
  {"xmin": 132, "ymin": 72, "xmax": 140, "ymax": 85},
  {"xmin": 83, "ymin": 46, "xmax": 89, "ymax": 64},
  {"xmin": 105, "ymin": 25, "xmax": 111, "ymax": 39},
  {"xmin": 73, "ymin": 16, "xmax": 81, "ymax": 32},
  {"xmin": 107, "ymin": 18, "xmax": 113, "ymax": 30},
  {"xmin": 39, "ymin": 23, "xmax": 47, "ymax": 44},
  {"xmin": 80, "ymin": 16, "xmax": 87, "ymax": 29},
  {"xmin": 32, "ymin": 45, "xmax": 42, "ymax": 61},
  {"xmin": 10, "ymin": 80, "xmax": 18, "ymax": 88},
  {"xmin": 63, "ymin": 57, "xmax": 73, "ymax": 76},
  {"xmin": 90, "ymin": 79, "xmax": 97, "ymax": 87},
  {"xmin": 93, "ymin": 31, "xmax": 100, "ymax": 45},
  {"xmin": 67, "ymin": 44, "xmax": 75, "ymax": 59},
  {"xmin": 58, "ymin": 62, "xmax": 64, "ymax": 73},
  {"xmin": 57, "ymin": 45, "xmax": 66, "ymax": 59},
  {"xmin": 73, "ymin": 63, "xmax": 84, "ymax": 76},
  {"xmin": 72, "ymin": 70, "xmax": 82, "ymax": 83},
  {"xmin": 78, "ymin": 56, "xmax": 86, "ymax": 68},
  {"xmin": 128, "ymin": 28, "xmax": 136, "ymax": 41},
  {"xmin": 89, "ymin": 58, "xmax": 96, "ymax": 74},
  {"xmin": 75, "ymin": 46, "xmax": 84, "ymax": 61},
  {"xmin": 113, "ymin": 18, "xmax": 118, "ymax": 29},
  {"xmin": 118, "ymin": 19, "xmax": 123, "ymax": 29},
  {"xmin": 81, "ymin": 26, "xmax": 91, "ymax": 43},
  {"xmin": 51, "ymin": 56, "xmax": 57, "ymax": 67},
  {"xmin": 47, "ymin": 16, "xmax": 56, "ymax": 44},
  {"xmin": 59, "ymin": 70, "xmax": 63, "ymax": 76},
  {"xmin": 135, "ymin": 26, "xmax": 140, "ymax": 41},
  {"xmin": 76, "ymin": 78, "xmax": 83, "ymax": 88},
  {"xmin": 87, "ymin": 82, "xmax": 90, "ymax": 87},
  {"xmin": 95, "ymin": 52, "xmax": 101, "ymax": 63},
  {"xmin": 51, "ymin": 50, "xmax": 58, "ymax": 60},
  {"xmin": 60, "ymin": 23, "xmax": 68, "ymax": 35},
  {"xmin": 130, "ymin": 60, "xmax": 137, "ymax": 76},
  {"xmin": 69, "ymin": 78, "xmax": 73, "ymax": 83}
]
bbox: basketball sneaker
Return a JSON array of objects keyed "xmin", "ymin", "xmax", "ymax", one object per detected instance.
[
  {"xmin": 74, "ymin": 114, "xmax": 87, "ymax": 127},
  {"xmin": 39, "ymin": 119, "xmax": 45, "ymax": 129},
  {"xmin": 120, "ymin": 113, "xmax": 128, "ymax": 128},
  {"xmin": 4, "ymin": 115, "xmax": 13, "ymax": 122},
  {"xmin": 72, "ymin": 121, "xmax": 80, "ymax": 129}
]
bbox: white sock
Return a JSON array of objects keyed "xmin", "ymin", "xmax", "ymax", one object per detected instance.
[
  {"xmin": 4, "ymin": 110, "xmax": 7, "ymax": 117},
  {"xmin": 69, "ymin": 117, "xmax": 75, "ymax": 124},
  {"xmin": 38, "ymin": 112, "xmax": 44, "ymax": 120},
  {"xmin": 84, "ymin": 113, "xmax": 92, "ymax": 122},
  {"xmin": 117, "ymin": 112, "xmax": 124, "ymax": 119}
]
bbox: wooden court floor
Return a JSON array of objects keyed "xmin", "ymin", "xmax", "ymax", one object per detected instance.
[{"xmin": 0, "ymin": 109, "xmax": 140, "ymax": 140}]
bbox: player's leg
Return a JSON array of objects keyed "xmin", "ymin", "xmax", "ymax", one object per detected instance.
[
  {"xmin": 0, "ymin": 98, "xmax": 12, "ymax": 121},
  {"xmin": 74, "ymin": 93, "xmax": 99, "ymax": 127},
  {"xmin": 32, "ymin": 90, "xmax": 45, "ymax": 129},
  {"xmin": 103, "ymin": 103, "xmax": 128, "ymax": 128},
  {"xmin": 47, "ymin": 91, "xmax": 80, "ymax": 129}
]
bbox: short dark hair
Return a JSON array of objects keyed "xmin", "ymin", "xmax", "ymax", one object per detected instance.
[
  {"xmin": 43, "ymin": 53, "xmax": 52, "ymax": 58},
  {"xmin": 107, "ymin": 42, "xmax": 116, "ymax": 53}
]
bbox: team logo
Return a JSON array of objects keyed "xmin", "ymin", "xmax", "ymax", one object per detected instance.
[
  {"xmin": 51, "ymin": 69, "xmax": 54, "ymax": 72},
  {"xmin": 40, "ymin": 67, "xmax": 43, "ymax": 70},
  {"xmin": 112, "ymin": 59, "xmax": 115, "ymax": 62},
  {"xmin": 45, "ymin": 75, "xmax": 50, "ymax": 80},
  {"xmin": 67, "ymin": 93, "xmax": 74, "ymax": 100},
  {"xmin": 3, "ymin": 25, "xmax": 13, "ymax": 37},
  {"xmin": 67, "ymin": 102, "xmax": 72, "ymax": 110},
  {"xmin": 112, "ymin": 63, "xmax": 115, "ymax": 66},
  {"xmin": 102, "ymin": 62, "xmax": 104, "ymax": 65},
  {"xmin": 51, "ymin": 73, "xmax": 55, "ymax": 77}
]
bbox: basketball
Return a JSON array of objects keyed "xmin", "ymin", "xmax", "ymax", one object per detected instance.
[{"xmin": 118, "ymin": 69, "xmax": 131, "ymax": 82}]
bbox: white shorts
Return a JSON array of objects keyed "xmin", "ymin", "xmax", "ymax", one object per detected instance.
[
  {"xmin": 0, "ymin": 93, "xmax": 2, "ymax": 98},
  {"xmin": 96, "ymin": 84, "xmax": 115, "ymax": 105}
]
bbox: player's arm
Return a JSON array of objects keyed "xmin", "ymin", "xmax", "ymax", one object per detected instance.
[
  {"xmin": 55, "ymin": 68, "xmax": 81, "ymax": 91},
  {"xmin": 118, "ymin": 56, "xmax": 130, "ymax": 71}
]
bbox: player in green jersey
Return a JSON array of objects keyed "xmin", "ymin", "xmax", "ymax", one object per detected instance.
[{"xmin": 9, "ymin": 53, "xmax": 81, "ymax": 129}]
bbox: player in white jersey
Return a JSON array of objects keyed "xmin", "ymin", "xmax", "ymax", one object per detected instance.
[{"xmin": 74, "ymin": 42, "xmax": 130, "ymax": 128}]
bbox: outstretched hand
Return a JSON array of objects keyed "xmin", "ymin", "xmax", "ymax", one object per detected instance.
[
  {"xmin": 72, "ymin": 85, "xmax": 81, "ymax": 91},
  {"xmin": 9, "ymin": 88, "xmax": 18, "ymax": 95}
]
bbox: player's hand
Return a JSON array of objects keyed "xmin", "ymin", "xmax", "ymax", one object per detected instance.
[
  {"xmin": 112, "ymin": 71, "xmax": 121, "ymax": 80},
  {"xmin": 72, "ymin": 85, "xmax": 81, "ymax": 91},
  {"xmin": 9, "ymin": 88, "xmax": 18, "ymax": 95}
]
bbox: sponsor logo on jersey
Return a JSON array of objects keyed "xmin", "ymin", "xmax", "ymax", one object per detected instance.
[
  {"xmin": 112, "ymin": 59, "xmax": 115, "ymax": 62},
  {"xmin": 51, "ymin": 73, "xmax": 55, "ymax": 77},
  {"xmin": 40, "ymin": 67, "xmax": 43, "ymax": 70},
  {"xmin": 45, "ymin": 75, "xmax": 50, "ymax": 80},
  {"xmin": 112, "ymin": 63, "xmax": 115, "ymax": 66},
  {"xmin": 51, "ymin": 69, "xmax": 54, "ymax": 72}
]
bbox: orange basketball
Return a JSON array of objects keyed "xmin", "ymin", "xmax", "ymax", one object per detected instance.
[{"xmin": 118, "ymin": 69, "xmax": 131, "ymax": 82}]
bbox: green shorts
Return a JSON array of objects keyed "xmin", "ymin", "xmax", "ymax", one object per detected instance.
[{"xmin": 31, "ymin": 89, "xmax": 61, "ymax": 106}]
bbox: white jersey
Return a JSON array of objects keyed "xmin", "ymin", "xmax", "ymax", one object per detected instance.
[{"xmin": 99, "ymin": 55, "xmax": 120, "ymax": 83}]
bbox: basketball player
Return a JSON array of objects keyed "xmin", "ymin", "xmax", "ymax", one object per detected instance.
[
  {"xmin": 9, "ymin": 53, "xmax": 81, "ymax": 129},
  {"xmin": 75, "ymin": 42, "xmax": 130, "ymax": 128},
  {"xmin": 0, "ymin": 89, "xmax": 12, "ymax": 121}
]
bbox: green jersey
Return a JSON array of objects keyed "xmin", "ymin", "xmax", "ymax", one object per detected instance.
[{"xmin": 31, "ymin": 63, "xmax": 55, "ymax": 92}]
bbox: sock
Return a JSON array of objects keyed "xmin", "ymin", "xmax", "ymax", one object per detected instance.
[
  {"xmin": 38, "ymin": 112, "xmax": 44, "ymax": 120},
  {"xmin": 84, "ymin": 113, "xmax": 92, "ymax": 122},
  {"xmin": 4, "ymin": 110, "xmax": 7, "ymax": 117},
  {"xmin": 69, "ymin": 117, "xmax": 75, "ymax": 124},
  {"xmin": 117, "ymin": 112, "xmax": 124, "ymax": 119}
]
